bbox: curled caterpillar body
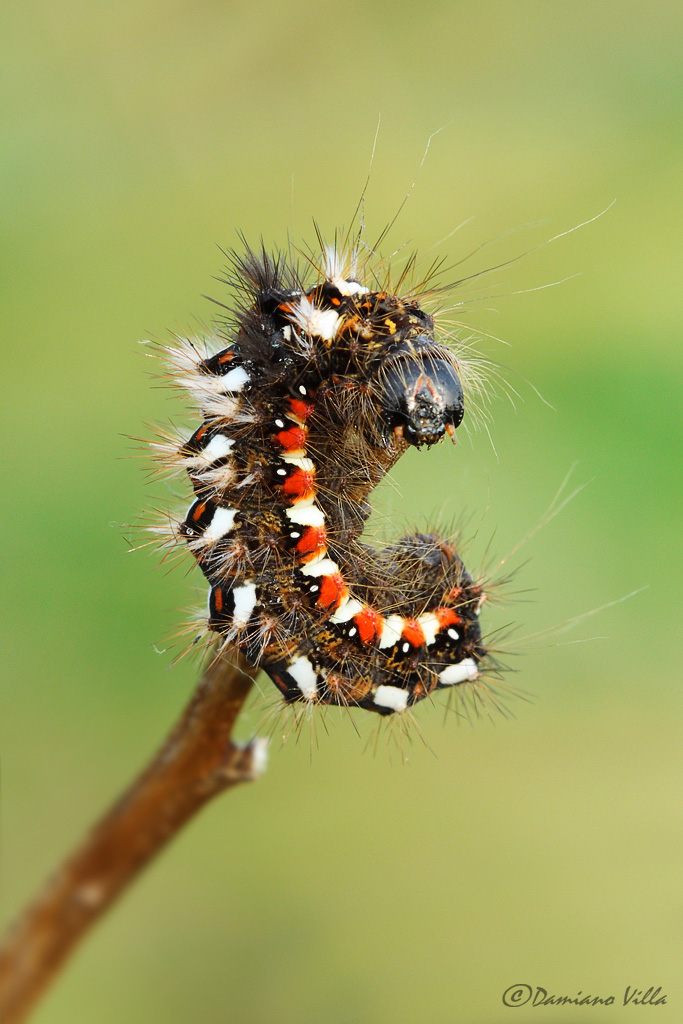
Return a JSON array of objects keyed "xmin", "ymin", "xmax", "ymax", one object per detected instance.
[{"xmin": 158, "ymin": 243, "xmax": 489, "ymax": 715}]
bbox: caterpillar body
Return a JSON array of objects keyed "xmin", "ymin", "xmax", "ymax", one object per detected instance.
[{"xmin": 154, "ymin": 242, "xmax": 491, "ymax": 716}]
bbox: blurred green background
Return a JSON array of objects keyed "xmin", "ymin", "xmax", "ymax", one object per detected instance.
[{"xmin": 2, "ymin": 1, "xmax": 681, "ymax": 1021}]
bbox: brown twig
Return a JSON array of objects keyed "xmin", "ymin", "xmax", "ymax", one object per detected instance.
[{"xmin": 0, "ymin": 648, "xmax": 262, "ymax": 1024}]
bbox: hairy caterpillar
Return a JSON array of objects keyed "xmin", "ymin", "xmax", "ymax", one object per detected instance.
[{"xmin": 149, "ymin": 239, "xmax": 492, "ymax": 716}]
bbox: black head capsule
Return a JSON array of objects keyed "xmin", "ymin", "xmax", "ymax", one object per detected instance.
[{"xmin": 379, "ymin": 340, "xmax": 465, "ymax": 447}]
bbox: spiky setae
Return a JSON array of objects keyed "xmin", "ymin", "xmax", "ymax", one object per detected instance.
[{"xmin": 147, "ymin": 239, "xmax": 495, "ymax": 716}]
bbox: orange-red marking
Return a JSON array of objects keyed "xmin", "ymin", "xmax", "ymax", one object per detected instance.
[
  {"xmin": 296, "ymin": 526, "xmax": 327, "ymax": 561},
  {"xmin": 282, "ymin": 467, "xmax": 315, "ymax": 500},
  {"xmin": 435, "ymin": 606, "xmax": 461, "ymax": 630},
  {"xmin": 317, "ymin": 573, "xmax": 347, "ymax": 610},
  {"xmin": 353, "ymin": 607, "xmax": 384, "ymax": 645},
  {"xmin": 274, "ymin": 425, "xmax": 306, "ymax": 451},
  {"xmin": 288, "ymin": 397, "xmax": 315, "ymax": 421},
  {"xmin": 402, "ymin": 618, "xmax": 426, "ymax": 648}
]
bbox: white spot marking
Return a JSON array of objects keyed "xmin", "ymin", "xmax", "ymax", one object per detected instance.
[
  {"xmin": 199, "ymin": 434, "xmax": 234, "ymax": 464},
  {"xmin": 300, "ymin": 557, "xmax": 339, "ymax": 578},
  {"xmin": 417, "ymin": 612, "xmax": 440, "ymax": 647},
  {"xmin": 402, "ymin": 642, "xmax": 410, "ymax": 654},
  {"xmin": 288, "ymin": 655, "xmax": 318, "ymax": 700},
  {"xmin": 282, "ymin": 325, "xmax": 292, "ymax": 341},
  {"xmin": 232, "ymin": 582, "xmax": 258, "ymax": 626},
  {"xmin": 179, "ymin": 367, "xmax": 249, "ymax": 397},
  {"xmin": 309, "ymin": 585, "xmax": 319, "ymax": 593},
  {"xmin": 438, "ymin": 658, "xmax": 479, "ymax": 686},
  {"xmin": 282, "ymin": 455, "xmax": 315, "ymax": 471},
  {"xmin": 373, "ymin": 685, "xmax": 409, "ymax": 713},
  {"xmin": 335, "ymin": 279, "xmax": 369, "ymax": 297},
  {"xmin": 217, "ymin": 366, "xmax": 250, "ymax": 392},
  {"xmin": 330, "ymin": 597, "xmax": 364, "ymax": 624},
  {"xmin": 378, "ymin": 615, "xmax": 405, "ymax": 650},
  {"xmin": 299, "ymin": 385, "xmax": 307, "ymax": 395},
  {"xmin": 290, "ymin": 296, "xmax": 340, "ymax": 341},
  {"xmin": 202, "ymin": 507, "xmax": 237, "ymax": 543},
  {"xmin": 286, "ymin": 504, "xmax": 325, "ymax": 527},
  {"xmin": 277, "ymin": 468, "xmax": 287, "ymax": 476},
  {"xmin": 275, "ymin": 418, "xmax": 285, "ymax": 428},
  {"xmin": 322, "ymin": 247, "xmax": 368, "ymax": 293},
  {"xmin": 290, "ymin": 531, "xmax": 301, "ymax": 538},
  {"xmin": 447, "ymin": 627, "xmax": 460, "ymax": 641},
  {"xmin": 348, "ymin": 627, "xmax": 357, "ymax": 637}
]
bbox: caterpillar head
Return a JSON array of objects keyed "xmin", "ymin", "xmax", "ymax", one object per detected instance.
[{"xmin": 378, "ymin": 336, "xmax": 465, "ymax": 447}]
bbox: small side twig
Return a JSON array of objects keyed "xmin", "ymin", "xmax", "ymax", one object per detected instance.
[{"xmin": 0, "ymin": 648, "xmax": 262, "ymax": 1024}]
